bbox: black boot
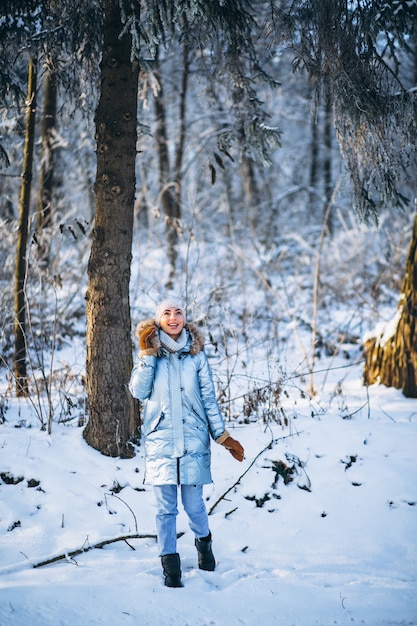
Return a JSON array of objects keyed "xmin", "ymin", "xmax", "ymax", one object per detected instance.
[
  {"xmin": 195, "ymin": 532, "xmax": 215, "ymax": 571},
  {"xmin": 161, "ymin": 553, "xmax": 183, "ymax": 588}
]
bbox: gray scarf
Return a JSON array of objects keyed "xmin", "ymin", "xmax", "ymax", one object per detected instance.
[{"xmin": 159, "ymin": 328, "xmax": 188, "ymax": 353}]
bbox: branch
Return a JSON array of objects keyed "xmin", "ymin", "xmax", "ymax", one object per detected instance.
[
  {"xmin": 33, "ymin": 533, "xmax": 159, "ymax": 568},
  {"xmin": 0, "ymin": 532, "xmax": 187, "ymax": 574},
  {"xmin": 208, "ymin": 432, "xmax": 301, "ymax": 515}
]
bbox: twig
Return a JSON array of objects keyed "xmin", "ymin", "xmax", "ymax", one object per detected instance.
[
  {"xmin": 105, "ymin": 492, "xmax": 138, "ymax": 533},
  {"xmin": 365, "ymin": 384, "xmax": 371, "ymax": 419},
  {"xmin": 228, "ymin": 243, "xmax": 309, "ymax": 364},
  {"xmin": 344, "ymin": 400, "xmax": 370, "ymax": 419},
  {"xmin": 208, "ymin": 432, "xmax": 301, "ymax": 515},
  {"xmin": 379, "ymin": 406, "xmax": 397, "ymax": 423},
  {"xmin": 216, "ymin": 357, "xmax": 365, "ymax": 408}
]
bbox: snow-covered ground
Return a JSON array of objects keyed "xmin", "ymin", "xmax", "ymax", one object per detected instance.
[{"xmin": 0, "ymin": 354, "xmax": 416, "ymax": 625}]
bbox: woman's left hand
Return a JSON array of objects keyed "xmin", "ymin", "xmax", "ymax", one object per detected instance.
[{"xmin": 221, "ymin": 436, "xmax": 244, "ymax": 462}]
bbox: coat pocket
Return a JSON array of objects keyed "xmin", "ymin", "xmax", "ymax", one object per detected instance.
[
  {"xmin": 191, "ymin": 406, "xmax": 208, "ymax": 428},
  {"xmin": 145, "ymin": 411, "xmax": 165, "ymax": 436},
  {"xmin": 184, "ymin": 410, "xmax": 209, "ymax": 450}
]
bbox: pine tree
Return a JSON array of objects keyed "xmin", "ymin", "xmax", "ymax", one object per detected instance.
[
  {"xmin": 83, "ymin": 0, "xmax": 139, "ymax": 457},
  {"xmin": 269, "ymin": 0, "xmax": 417, "ymax": 397}
]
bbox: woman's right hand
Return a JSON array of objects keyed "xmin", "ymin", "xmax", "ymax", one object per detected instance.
[{"xmin": 139, "ymin": 324, "xmax": 158, "ymax": 355}]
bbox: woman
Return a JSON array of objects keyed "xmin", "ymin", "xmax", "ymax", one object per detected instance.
[{"xmin": 129, "ymin": 299, "xmax": 244, "ymax": 588}]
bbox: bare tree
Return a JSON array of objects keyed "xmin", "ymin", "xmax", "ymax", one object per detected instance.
[
  {"xmin": 13, "ymin": 55, "xmax": 37, "ymax": 397},
  {"xmin": 2, "ymin": 0, "xmax": 102, "ymax": 398},
  {"xmin": 152, "ymin": 47, "xmax": 184, "ymax": 287},
  {"xmin": 36, "ymin": 66, "xmax": 57, "ymax": 251}
]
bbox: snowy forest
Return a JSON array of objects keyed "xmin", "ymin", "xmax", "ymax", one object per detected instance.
[{"xmin": 0, "ymin": 2, "xmax": 417, "ymax": 624}]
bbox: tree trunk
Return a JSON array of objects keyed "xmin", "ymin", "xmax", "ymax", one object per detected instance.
[
  {"xmin": 153, "ymin": 52, "xmax": 179, "ymax": 286},
  {"xmin": 153, "ymin": 41, "xmax": 190, "ymax": 288},
  {"xmin": 240, "ymin": 154, "xmax": 261, "ymax": 232},
  {"xmin": 323, "ymin": 79, "xmax": 333, "ymax": 235},
  {"xmin": 174, "ymin": 40, "xmax": 189, "ymax": 213},
  {"xmin": 364, "ymin": 214, "xmax": 417, "ymax": 397},
  {"xmin": 36, "ymin": 67, "xmax": 57, "ymax": 258},
  {"xmin": 309, "ymin": 77, "xmax": 319, "ymax": 213},
  {"xmin": 14, "ymin": 55, "xmax": 37, "ymax": 397},
  {"xmin": 83, "ymin": 0, "xmax": 139, "ymax": 457}
]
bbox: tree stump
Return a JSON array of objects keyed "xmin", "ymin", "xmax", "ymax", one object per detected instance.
[{"xmin": 363, "ymin": 214, "xmax": 417, "ymax": 398}]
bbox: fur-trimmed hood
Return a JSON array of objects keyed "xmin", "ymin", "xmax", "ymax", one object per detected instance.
[{"xmin": 135, "ymin": 318, "xmax": 205, "ymax": 357}]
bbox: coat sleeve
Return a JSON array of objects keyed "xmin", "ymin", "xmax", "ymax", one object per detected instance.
[
  {"xmin": 197, "ymin": 351, "xmax": 226, "ymax": 441},
  {"xmin": 129, "ymin": 354, "xmax": 157, "ymax": 401}
]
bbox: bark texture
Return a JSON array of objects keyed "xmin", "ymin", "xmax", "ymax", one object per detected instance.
[
  {"xmin": 83, "ymin": 0, "xmax": 139, "ymax": 456},
  {"xmin": 364, "ymin": 214, "xmax": 417, "ymax": 397}
]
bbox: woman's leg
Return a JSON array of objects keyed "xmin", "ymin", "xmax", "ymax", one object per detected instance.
[
  {"xmin": 181, "ymin": 485, "xmax": 215, "ymax": 571},
  {"xmin": 180, "ymin": 484, "xmax": 210, "ymax": 539},
  {"xmin": 153, "ymin": 484, "xmax": 179, "ymax": 557}
]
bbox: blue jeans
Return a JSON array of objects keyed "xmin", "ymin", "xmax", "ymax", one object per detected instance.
[{"xmin": 153, "ymin": 484, "xmax": 210, "ymax": 556}]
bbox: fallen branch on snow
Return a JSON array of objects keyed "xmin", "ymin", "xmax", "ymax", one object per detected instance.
[
  {"xmin": 33, "ymin": 533, "xmax": 158, "ymax": 568},
  {"xmin": 32, "ymin": 531, "xmax": 186, "ymax": 569},
  {"xmin": 0, "ymin": 532, "xmax": 184, "ymax": 572}
]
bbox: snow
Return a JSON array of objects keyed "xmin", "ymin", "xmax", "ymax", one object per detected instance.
[
  {"xmin": 1, "ymin": 361, "xmax": 416, "ymax": 625},
  {"xmin": 1, "ymin": 205, "xmax": 416, "ymax": 624},
  {"xmin": 363, "ymin": 307, "xmax": 402, "ymax": 346}
]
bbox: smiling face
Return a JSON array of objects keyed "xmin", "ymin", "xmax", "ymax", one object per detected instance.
[{"xmin": 158, "ymin": 307, "xmax": 185, "ymax": 340}]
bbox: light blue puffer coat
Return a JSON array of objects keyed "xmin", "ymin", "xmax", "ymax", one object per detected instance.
[{"xmin": 129, "ymin": 320, "xmax": 226, "ymax": 486}]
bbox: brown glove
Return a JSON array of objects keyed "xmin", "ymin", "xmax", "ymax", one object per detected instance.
[
  {"xmin": 138, "ymin": 324, "xmax": 158, "ymax": 356},
  {"xmin": 221, "ymin": 436, "xmax": 244, "ymax": 462}
]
